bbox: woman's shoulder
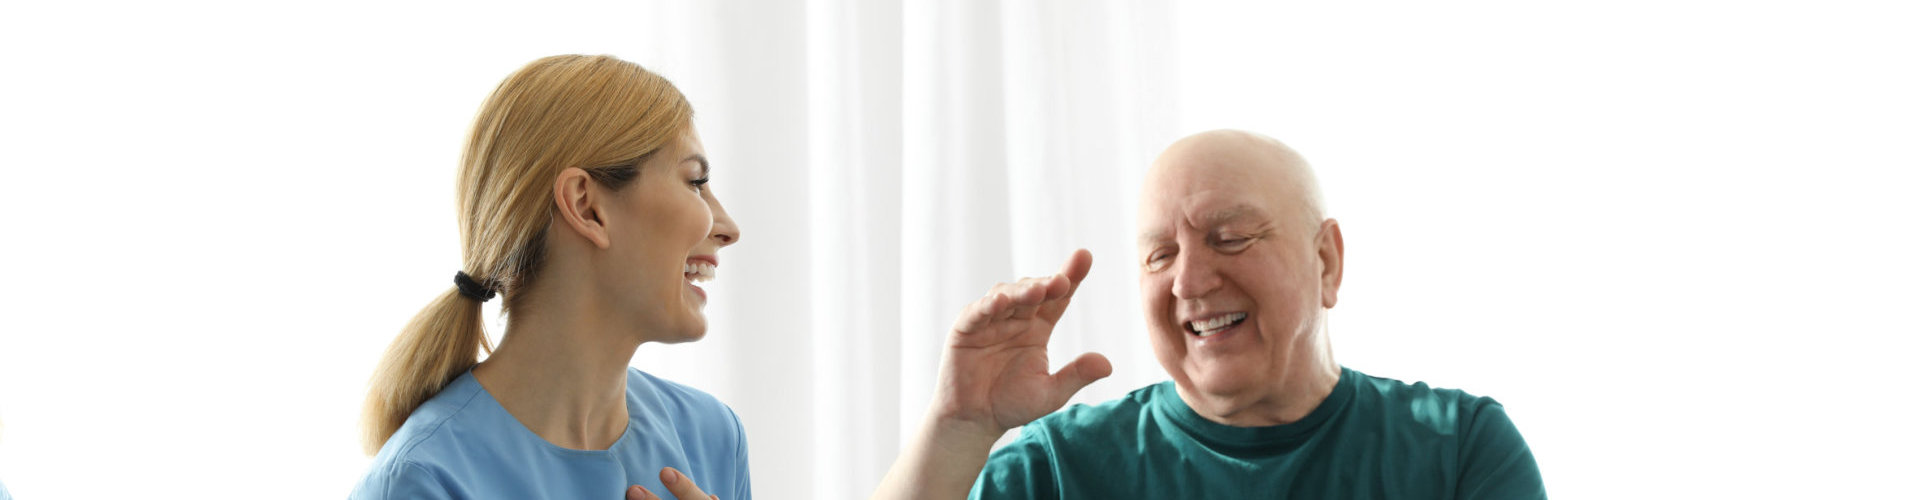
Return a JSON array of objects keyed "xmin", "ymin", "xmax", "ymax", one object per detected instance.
[
  {"xmin": 353, "ymin": 394, "xmax": 481, "ymax": 500},
  {"xmin": 623, "ymin": 366, "xmax": 746, "ymax": 451},
  {"xmin": 350, "ymin": 457, "xmax": 455, "ymax": 500},
  {"xmin": 625, "ymin": 367, "xmax": 735, "ymax": 417},
  {"xmin": 363, "ymin": 374, "xmax": 493, "ymax": 471}
]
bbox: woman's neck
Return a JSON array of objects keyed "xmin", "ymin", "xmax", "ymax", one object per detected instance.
[{"xmin": 471, "ymin": 295, "xmax": 642, "ymax": 451}]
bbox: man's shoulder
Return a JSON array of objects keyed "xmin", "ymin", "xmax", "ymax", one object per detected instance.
[
  {"xmin": 1343, "ymin": 369, "xmax": 1546, "ymax": 498},
  {"xmin": 1035, "ymin": 381, "xmax": 1167, "ymax": 426},
  {"xmin": 976, "ymin": 382, "xmax": 1173, "ymax": 496},
  {"xmin": 1011, "ymin": 381, "xmax": 1172, "ymax": 448},
  {"xmin": 1345, "ymin": 368, "xmax": 1510, "ymax": 435}
]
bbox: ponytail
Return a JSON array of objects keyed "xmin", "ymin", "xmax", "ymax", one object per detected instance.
[{"xmin": 360, "ymin": 288, "xmax": 491, "ymax": 454}]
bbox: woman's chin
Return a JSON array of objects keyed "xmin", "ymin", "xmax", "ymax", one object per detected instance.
[{"xmin": 659, "ymin": 320, "xmax": 709, "ymax": 344}]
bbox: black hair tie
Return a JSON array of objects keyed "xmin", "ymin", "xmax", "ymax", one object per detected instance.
[{"xmin": 454, "ymin": 271, "xmax": 497, "ymax": 302}]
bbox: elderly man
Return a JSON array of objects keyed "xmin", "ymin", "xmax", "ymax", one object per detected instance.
[
  {"xmin": 996, "ymin": 129, "xmax": 1543, "ymax": 497},
  {"xmin": 867, "ymin": 129, "xmax": 1545, "ymax": 500}
]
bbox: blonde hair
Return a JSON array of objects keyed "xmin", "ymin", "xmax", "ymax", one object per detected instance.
[{"xmin": 361, "ymin": 55, "xmax": 694, "ymax": 454}]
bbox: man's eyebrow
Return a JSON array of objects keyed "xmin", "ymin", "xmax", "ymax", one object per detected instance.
[
  {"xmin": 1200, "ymin": 204, "xmax": 1262, "ymax": 226},
  {"xmin": 1142, "ymin": 204, "xmax": 1266, "ymax": 244},
  {"xmin": 684, "ymin": 154, "xmax": 709, "ymax": 177}
]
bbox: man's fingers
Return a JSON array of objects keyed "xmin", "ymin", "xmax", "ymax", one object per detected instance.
[
  {"xmin": 1036, "ymin": 250, "xmax": 1093, "ymax": 322},
  {"xmin": 953, "ymin": 291, "xmax": 1010, "ymax": 333},
  {"xmin": 955, "ymin": 253, "xmax": 1091, "ymax": 335},
  {"xmin": 1007, "ymin": 278, "xmax": 1050, "ymax": 320},
  {"xmin": 1049, "ymin": 352, "xmax": 1113, "ymax": 405},
  {"xmin": 993, "ymin": 291, "xmax": 1019, "ymax": 320},
  {"xmin": 1058, "ymin": 249, "xmax": 1093, "ymax": 289},
  {"xmin": 660, "ymin": 467, "xmax": 711, "ymax": 500},
  {"xmin": 628, "ymin": 485, "xmax": 659, "ymax": 500}
]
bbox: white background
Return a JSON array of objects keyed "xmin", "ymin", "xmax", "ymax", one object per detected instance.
[{"xmin": 2, "ymin": 1, "xmax": 1916, "ymax": 499}]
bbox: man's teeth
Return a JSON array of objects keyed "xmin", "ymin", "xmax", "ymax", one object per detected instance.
[
  {"xmin": 1188, "ymin": 312, "xmax": 1247, "ymax": 337},
  {"xmin": 682, "ymin": 262, "xmax": 717, "ymax": 283}
]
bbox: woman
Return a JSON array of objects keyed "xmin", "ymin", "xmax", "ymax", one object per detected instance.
[
  {"xmin": 355, "ymin": 53, "xmax": 1111, "ymax": 500},
  {"xmin": 353, "ymin": 55, "xmax": 747, "ymax": 499}
]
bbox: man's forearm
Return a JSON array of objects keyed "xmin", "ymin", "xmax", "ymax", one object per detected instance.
[{"xmin": 870, "ymin": 414, "xmax": 1002, "ymax": 500}]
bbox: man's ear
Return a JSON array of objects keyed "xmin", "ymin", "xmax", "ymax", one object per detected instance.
[
  {"xmin": 1317, "ymin": 218, "xmax": 1344, "ymax": 309},
  {"xmin": 553, "ymin": 167, "xmax": 612, "ymax": 249}
]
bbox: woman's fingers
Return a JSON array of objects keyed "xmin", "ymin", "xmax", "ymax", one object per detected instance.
[
  {"xmin": 659, "ymin": 467, "xmax": 712, "ymax": 500},
  {"xmin": 628, "ymin": 483, "xmax": 717, "ymax": 500}
]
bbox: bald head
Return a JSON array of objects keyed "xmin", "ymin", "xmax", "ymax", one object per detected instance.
[
  {"xmin": 1135, "ymin": 130, "xmax": 1346, "ymax": 421},
  {"xmin": 1143, "ymin": 130, "xmax": 1326, "ymax": 236}
]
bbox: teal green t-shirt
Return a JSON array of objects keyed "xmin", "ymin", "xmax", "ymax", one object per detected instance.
[{"xmin": 971, "ymin": 367, "xmax": 1545, "ymax": 499}]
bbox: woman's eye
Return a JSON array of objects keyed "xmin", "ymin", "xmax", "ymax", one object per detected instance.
[{"xmin": 690, "ymin": 177, "xmax": 710, "ymax": 192}]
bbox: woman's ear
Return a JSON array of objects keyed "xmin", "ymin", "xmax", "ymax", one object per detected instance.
[{"xmin": 553, "ymin": 167, "xmax": 612, "ymax": 249}]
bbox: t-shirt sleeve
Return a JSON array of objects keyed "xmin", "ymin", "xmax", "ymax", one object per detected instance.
[
  {"xmin": 349, "ymin": 461, "xmax": 456, "ymax": 500},
  {"xmin": 1455, "ymin": 399, "xmax": 1547, "ymax": 500},
  {"xmin": 729, "ymin": 406, "xmax": 754, "ymax": 500},
  {"xmin": 968, "ymin": 426, "xmax": 1059, "ymax": 500}
]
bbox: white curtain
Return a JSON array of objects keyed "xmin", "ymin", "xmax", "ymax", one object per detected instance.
[
  {"xmin": 7, "ymin": 2, "xmax": 1919, "ymax": 499},
  {"xmin": 622, "ymin": 1, "xmax": 1176, "ymax": 498}
]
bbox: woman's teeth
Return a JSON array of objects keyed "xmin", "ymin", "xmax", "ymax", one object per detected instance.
[
  {"xmin": 1188, "ymin": 312, "xmax": 1247, "ymax": 337},
  {"xmin": 683, "ymin": 262, "xmax": 716, "ymax": 283}
]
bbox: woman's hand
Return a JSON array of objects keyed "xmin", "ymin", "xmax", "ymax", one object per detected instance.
[
  {"xmin": 933, "ymin": 248, "xmax": 1113, "ymax": 438},
  {"xmin": 871, "ymin": 249, "xmax": 1113, "ymax": 500},
  {"xmin": 626, "ymin": 467, "xmax": 716, "ymax": 500}
]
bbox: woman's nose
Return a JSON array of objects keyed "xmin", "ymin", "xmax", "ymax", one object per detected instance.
[{"xmin": 708, "ymin": 196, "xmax": 740, "ymax": 247}]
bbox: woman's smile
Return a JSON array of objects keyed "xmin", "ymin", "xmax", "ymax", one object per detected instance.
[{"xmin": 684, "ymin": 256, "xmax": 718, "ymax": 302}]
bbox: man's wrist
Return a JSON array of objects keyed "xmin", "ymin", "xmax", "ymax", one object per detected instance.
[{"xmin": 922, "ymin": 412, "xmax": 1004, "ymax": 456}]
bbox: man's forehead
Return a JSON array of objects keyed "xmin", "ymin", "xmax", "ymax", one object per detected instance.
[
  {"xmin": 1138, "ymin": 130, "xmax": 1318, "ymax": 239},
  {"xmin": 1142, "ymin": 157, "xmax": 1282, "ymax": 216}
]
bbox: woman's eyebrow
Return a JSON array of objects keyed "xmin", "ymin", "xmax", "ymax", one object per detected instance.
[{"xmin": 683, "ymin": 154, "xmax": 710, "ymax": 177}]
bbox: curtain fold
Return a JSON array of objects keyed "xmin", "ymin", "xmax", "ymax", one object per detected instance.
[{"xmin": 631, "ymin": 1, "xmax": 1175, "ymax": 497}]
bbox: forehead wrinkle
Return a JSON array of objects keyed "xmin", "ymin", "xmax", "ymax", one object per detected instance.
[
  {"xmin": 1198, "ymin": 204, "xmax": 1263, "ymax": 228},
  {"xmin": 1180, "ymin": 192, "xmax": 1268, "ymax": 230},
  {"xmin": 1138, "ymin": 230, "xmax": 1170, "ymax": 247},
  {"xmin": 1139, "ymin": 194, "xmax": 1272, "ymax": 243}
]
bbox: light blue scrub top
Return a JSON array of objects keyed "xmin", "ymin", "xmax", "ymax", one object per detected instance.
[{"xmin": 351, "ymin": 368, "xmax": 751, "ymax": 499}]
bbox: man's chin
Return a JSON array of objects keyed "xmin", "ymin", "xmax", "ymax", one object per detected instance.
[{"xmin": 1183, "ymin": 365, "xmax": 1260, "ymax": 399}]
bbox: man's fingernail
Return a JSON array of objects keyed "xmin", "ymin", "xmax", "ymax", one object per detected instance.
[{"xmin": 664, "ymin": 469, "xmax": 679, "ymax": 485}]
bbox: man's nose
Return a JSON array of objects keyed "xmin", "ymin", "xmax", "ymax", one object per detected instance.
[{"xmin": 1170, "ymin": 251, "xmax": 1221, "ymax": 299}]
